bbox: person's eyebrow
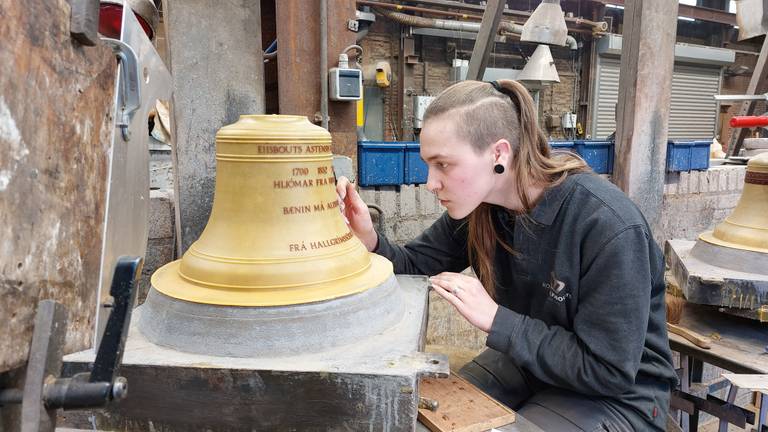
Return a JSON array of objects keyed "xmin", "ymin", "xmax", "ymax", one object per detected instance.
[{"xmin": 423, "ymin": 153, "xmax": 448, "ymax": 162}]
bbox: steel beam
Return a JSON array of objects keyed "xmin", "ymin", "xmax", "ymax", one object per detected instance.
[
  {"xmin": 728, "ymin": 36, "xmax": 768, "ymax": 157},
  {"xmin": 466, "ymin": 0, "xmax": 506, "ymax": 81},
  {"xmin": 591, "ymin": 0, "xmax": 737, "ymax": 26}
]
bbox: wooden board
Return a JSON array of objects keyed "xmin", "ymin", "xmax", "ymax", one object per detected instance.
[
  {"xmin": 668, "ymin": 303, "xmax": 768, "ymax": 375},
  {"xmin": 0, "ymin": 0, "xmax": 116, "ymax": 372},
  {"xmin": 722, "ymin": 374, "xmax": 768, "ymax": 393},
  {"xmin": 418, "ymin": 374, "xmax": 516, "ymax": 432}
]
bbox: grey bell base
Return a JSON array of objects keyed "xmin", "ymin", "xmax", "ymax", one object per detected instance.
[
  {"xmin": 61, "ymin": 275, "xmax": 449, "ymax": 431},
  {"xmin": 666, "ymin": 239, "xmax": 768, "ymax": 321},
  {"xmin": 138, "ymin": 274, "xmax": 405, "ymax": 357}
]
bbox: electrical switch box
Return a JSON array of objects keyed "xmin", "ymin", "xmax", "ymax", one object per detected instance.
[
  {"xmin": 561, "ymin": 112, "xmax": 577, "ymax": 129},
  {"xmin": 413, "ymin": 95, "xmax": 435, "ymax": 130},
  {"xmin": 329, "ymin": 68, "xmax": 362, "ymax": 101}
]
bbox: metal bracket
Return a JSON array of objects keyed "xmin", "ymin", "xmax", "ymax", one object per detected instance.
[
  {"xmin": 101, "ymin": 38, "xmax": 141, "ymax": 141},
  {"xmin": 69, "ymin": 0, "xmax": 100, "ymax": 46},
  {"xmin": 0, "ymin": 257, "xmax": 142, "ymax": 432}
]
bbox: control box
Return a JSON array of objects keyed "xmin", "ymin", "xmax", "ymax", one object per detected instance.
[
  {"xmin": 329, "ymin": 67, "xmax": 362, "ymax": 101},
  {"xmin": 413, "ymin": 95, "xmax": 435, "ymax": 130}
]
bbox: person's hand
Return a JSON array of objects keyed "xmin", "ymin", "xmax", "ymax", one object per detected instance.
[
  {"xmin": 336, "ymin": 176, "xmax": 378, "ymax": 251},
  {"xmin": 429, "ymin": 272, "xmax": 499, "ymax": 333}
]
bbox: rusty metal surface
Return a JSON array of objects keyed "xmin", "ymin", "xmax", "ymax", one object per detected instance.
[
  {"xmin": 0, "ymin": 0, "xmax": 117, "ymax": 373},
  {"xmin": 276, "ymin": 0, "xmax": 359, "ymax": 161}
]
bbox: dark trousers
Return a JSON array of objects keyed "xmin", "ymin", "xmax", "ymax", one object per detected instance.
[{"xmin": 458, "ymin": 349, "xmax": 636, "ymax": 432}]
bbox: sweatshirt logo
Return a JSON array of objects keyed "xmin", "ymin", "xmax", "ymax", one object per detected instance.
[{"xmin": 543, "ymin": 272, "xmax": 570, "ymax": 303}]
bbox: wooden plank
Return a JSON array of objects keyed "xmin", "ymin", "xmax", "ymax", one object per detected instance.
[
  {"xmin": 613, "ymin": 0, "xmax": 679, "ymax": 234},
  {"xmin": 59, "ymin": 362, "xmax": 421, "ymax": 431},
  {"xmin": 667, "ymin": 303, "xmax": 768, "ymax": 375},
  {"xmin": 722, "ymin": 374, "xmax": 768, "ymax": 392},
  {"xmin": 0, "ymin": 0, "xmax": 116, "ymax": 373},
  {"xmin": 466, "ymin": 0, "xmax": 506, "ymax": 81},
  {"xmin": 418, "ymin": 374, "xmax": 516, "ymax": 432}
]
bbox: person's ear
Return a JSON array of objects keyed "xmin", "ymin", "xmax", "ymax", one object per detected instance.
[{"xmin": 490, "ymin": 139, "xmax": 512, "ymax": 165}]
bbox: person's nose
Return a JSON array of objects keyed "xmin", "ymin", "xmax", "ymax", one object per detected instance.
[{"xmin": 426, "ymin": 169, "xmax": 441, "ymax": 194}]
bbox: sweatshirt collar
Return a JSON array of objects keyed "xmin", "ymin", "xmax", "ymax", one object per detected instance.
[{"xmin": 529, "ymin": 174, "xmax": 581, "ymax": 226}]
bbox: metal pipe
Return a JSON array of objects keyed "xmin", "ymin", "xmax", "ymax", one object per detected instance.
[
  {"xmin": 342, "ymin": 44, "xmax": 363, "ymax": 58},
  {"xmin": 320, "ymin": 0, "xmax": 329, "ymax": 129},
  {"xmin": 378, "ymin": 8, "xmax": 582, "ymax": 47},
  {"xmin": 358, "ymin": 0, "xmax": 480, "ymax": 20},
  {"xmin": 730, "ymin": 116, "xmax": 768, "ymax": 128},
  {"xmin": 0, "ymin": 389, "xmax": 22, "ymax": 406},
  {"xmin": 378, "ymin": 9, "xmax": 523, "ymax": 35},
  {"xmin": 360, "ymin": 0, "xmax": 608, "ymax": 33}
]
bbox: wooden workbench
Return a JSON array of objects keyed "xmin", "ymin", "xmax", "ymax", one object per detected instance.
[
  {"xmin": 668, "ymin": 303, "xmax": 768, "ymax": 375},
  {"xmin": 668, "ymin": 302, "xmax": 768, "ymax": 432}
]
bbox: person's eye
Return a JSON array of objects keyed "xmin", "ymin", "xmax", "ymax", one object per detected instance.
[{"xmin": 438, "ymin": 162, "xmax": 449, "ymax": 169}]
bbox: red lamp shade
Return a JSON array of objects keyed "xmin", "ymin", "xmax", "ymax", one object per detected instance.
[{"xmin": 99, "ymin": 3, "xmax": 154, "ymax": 40}]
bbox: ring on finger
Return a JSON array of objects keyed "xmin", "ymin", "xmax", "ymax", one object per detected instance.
[{"xmin": 452, "ymin": 284, "xmax": 462, "ymax": 295}]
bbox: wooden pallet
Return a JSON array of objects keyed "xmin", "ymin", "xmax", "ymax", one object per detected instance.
[{"xmin": 418, "ymin": 374, "xmax": 516, "ymax": 432}]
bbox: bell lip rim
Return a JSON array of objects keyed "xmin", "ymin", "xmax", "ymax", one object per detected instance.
[
  {"xmin": 238, "ymin": 114, "xmax": 308, "ymax": 121},
  {"xmin": 746, "ymin": 152, "xmax": 768, "ymax": 169},
  {"xmin": 698, "ymin": 231, "xmax": 768, "ymax": 254},
  {"xmin": 150, "ymin": 254, "xmax": 395, "ymax": 307}
]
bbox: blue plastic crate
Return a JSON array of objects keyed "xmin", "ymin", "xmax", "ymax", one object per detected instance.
[
  {"xmin": 357, "ymin": 141, "xmax": 406, "ymax": 186},
  {"xmin": 549, "ymin": 140, "xmax": 577, "ymax": 152},
  {"xmin": 404, "ymin": 142, "xmax": 428, "ymax": 184},
  {"xmin": 576, "ymin": 140, "xmax": 614, "ymax": 174},
  {"xmin": 667, "ymin": 140, "xmax": 711, "ymax": 172}
]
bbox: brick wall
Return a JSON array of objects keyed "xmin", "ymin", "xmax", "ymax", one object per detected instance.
[
  {"xmin": 141, "ymin": 189, "xmax": 175, "ymax": 304},
  {"xmin": 358, "ymin": 185, "xmax": 444, "ymax": 245},
  {"xmin": 660, "ymin": 165, "xmax": 746, "ymax": 246}
]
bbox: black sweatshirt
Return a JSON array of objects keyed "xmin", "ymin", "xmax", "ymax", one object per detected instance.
[{"xmin": 375, "ymin": 173, "xmax": 678, "ymax": 431}]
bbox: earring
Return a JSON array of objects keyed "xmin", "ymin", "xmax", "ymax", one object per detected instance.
[{"xmin": 494, "ymin": 164, "xmax": 505, "ymax": 174}]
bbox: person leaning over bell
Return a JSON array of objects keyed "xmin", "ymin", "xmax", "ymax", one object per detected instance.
[{"xmin": 336, "ymin": 79, "xmax": 678, "ymax": 431}]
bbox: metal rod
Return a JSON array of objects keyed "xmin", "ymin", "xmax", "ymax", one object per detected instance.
[
  {"xmin": 358, "ymin": 0, "xmax": 482, "ymax": 20},
  {"xmin": 0, "ymin": 389, "xmax": 23, "ymax": 405},
  {"xmin": 714, "ymin": 94, "xmax": 768, "ymax": 101},
  {"xmin": 320, "ymin": 0, "xmax": 329, "ymax": 130},
  {"xmin": 387, "ymin": 0, "xmax": 609, "ymax": 31}
]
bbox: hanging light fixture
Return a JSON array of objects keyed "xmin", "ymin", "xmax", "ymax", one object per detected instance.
[
  {"xmin": 521, "ymin": 0, "xmax": 568, "ymax": 46},
  {"xmin": 517, "ymin": 44, "xmax": 560, "ymax": 88}
]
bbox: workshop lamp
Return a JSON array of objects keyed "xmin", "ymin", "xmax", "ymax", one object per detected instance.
[
  {"xmin": 521, "ymin": 0, "xmax": 568, "ymax": 46},
  {"xmin": 99, "ymin": 0, "xmax": 158, "ymax": 40}
]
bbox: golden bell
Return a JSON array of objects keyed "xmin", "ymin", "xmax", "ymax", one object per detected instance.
[
  {"xmin": 699, "ymin": 152, "xmax": 768, "ymax": 254},
  {"xmin": 152, "ymin": 115, "xmax": 393, "ymax": 306}
]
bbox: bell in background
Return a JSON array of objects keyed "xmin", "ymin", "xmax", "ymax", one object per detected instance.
[
  {"xmin": 666, "ymin": 152, "xmax": 768, "ymax": 321},
  {"xmin": 138, "ymin": 115, "xmax": 405, "ymax": 357},
  {"xmin": 697, "ymin": 152, "xmax": 768, "ymax": 256}
]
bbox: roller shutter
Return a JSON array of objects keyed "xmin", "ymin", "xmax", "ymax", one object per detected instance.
[{"xmin": 592, "ymin": 57, "xmax": 721, "ymax": 140}]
